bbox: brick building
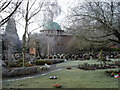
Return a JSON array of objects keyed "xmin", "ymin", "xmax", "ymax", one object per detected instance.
[{"xmin": 29, "ymin": 22, "xmax": 72, "ymax": 56}]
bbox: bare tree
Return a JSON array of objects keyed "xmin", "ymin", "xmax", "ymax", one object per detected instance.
[
  {"xmin": 66, "ymin": 2, "xmax": 120, "ymax": 46},
  {"xmin": 0, "ymin": 0, "xmax": 23, "ymax": 27},
  {"xmin": 26, "ymin": 0, "xmax": 61, "ymax": 57},
  {"xmin": 20, "ymin": 0, "xmax": 44, "ymax": 67}
]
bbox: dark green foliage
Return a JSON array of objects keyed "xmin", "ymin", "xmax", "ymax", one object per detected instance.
[
  {"xmin": 35, "ymin": 59, "xmax": 64, "ymax": 65},
  {"xmin": 5, "ymin": 60, "xmax": 18, "ymax": 67},
  {"xmin": 78, "ymin": 63, "xmax": 117, "ymax": 70},
  {"xmin": 17, "ymin": 59, "xmax": 33, "ymax": 67},
  {"xmin": 105, "ymin": 70, "xmax": 120, "ymax": 77},
  {"xmin": 35, "ymin": 60, "xmax": 46, "ymax": 65},
  {"xmin": 114, "ymin": 60, "xmax": 120, "ymax": 67},
  {"xmin": 52, "ymin": 60, "xmax": 64, "ymax": 64}
]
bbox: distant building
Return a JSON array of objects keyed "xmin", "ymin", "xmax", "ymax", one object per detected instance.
[
  {"xmin": 29, "ymin": 21, "xmax": 72, "ymax": 56},
  {"xmin": 29, "ymin": 1, "xmax": 73, "ymax": 56}
]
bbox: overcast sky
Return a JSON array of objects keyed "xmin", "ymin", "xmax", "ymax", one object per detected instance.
[
  {"xmin": 15, "ymin": 0, "xmax": 79, "ymax": 40},
  {"xmin": 10, "ymin": 0, "xmax": 120, "ymax": 40}
]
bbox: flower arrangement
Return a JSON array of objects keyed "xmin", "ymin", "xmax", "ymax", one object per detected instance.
[
  {"xmin": 28, "ymin": 64, "xmax": 33, "ymax": 67},
  {"xmin": 114, "ymin": 75, "xmax": 120, "ymax": 78},
  {"xmin": 50, "ymin": 76, "xmax": 57, "ymax": 79},
  {"xmin": 53, "ymin": 84, "xmax": 62, "ymax": 88},
  {"xmin": 105, "ymin": 70, "xmax": 120, "ymax": 78},
  {"xmin": 25, "ymin": 63, "xmax": 33, "ymax": 67}
]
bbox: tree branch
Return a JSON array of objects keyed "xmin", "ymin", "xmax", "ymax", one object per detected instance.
[{"xmin": 0, "ymin": 0, "xmax": 23, "ymax": 27}]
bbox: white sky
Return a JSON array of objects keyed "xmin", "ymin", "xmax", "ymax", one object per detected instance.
[
  {"xmin": 7, "ymin": 0, "xmax": 120, "ymax": 40},
  {"xmin": 16, "ymin": 0, "xmax": 79, "ymax": 40}
]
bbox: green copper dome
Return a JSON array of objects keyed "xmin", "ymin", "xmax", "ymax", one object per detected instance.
[{"xmin": 44, "ymin": 22, "xmax": 61, "ymax": 30}]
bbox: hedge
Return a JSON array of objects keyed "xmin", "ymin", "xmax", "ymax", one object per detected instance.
[{"xmin": 35, "ymin": 59, "xmax": 64, "ymax": 65}]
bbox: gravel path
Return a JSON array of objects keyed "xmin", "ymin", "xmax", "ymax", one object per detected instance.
[
  {"xmin": 2, "ymin": 64, "xmax": 65, "ymax": 81},
  {"xmin": 2, "ymin": 61, "xmax": 79, "ymax": 82}
]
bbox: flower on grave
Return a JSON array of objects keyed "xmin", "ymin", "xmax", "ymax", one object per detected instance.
[
  {"xmin": 28, "ymin": 64, "xmax": 33, "ymax": 66},
  {"xmin": 25, "ymin": 63, "xmax": 33, "ymax": 67},
  {"xmin": 50, "ymin": 76, "xmax": 57, "ymax": 79},
  {"xmin": 111, "ymin": 72, "xmax": 116, "ymax": 76},
  {"xmin": 53, "ymin": 84, "xmax": 62, "ymax": 88},
  {"xmin": 114, "ymin": 75, "xmax": 120, "ymax": 78},
  {"xmin": 26, "ymin": 63, "xmax": 33, "ymax": 67}
]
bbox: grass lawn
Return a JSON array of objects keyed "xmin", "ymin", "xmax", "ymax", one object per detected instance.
[
  {"xmin": 57, "ymin": 60, "xmax": 105, "ymax": 67},
  {"xmin": 56, "ymin": 59, "xmax": 116, "ymax": 68},
  {"xmin": 3, "ymin": 67, "xmax": 119, "ymax": 88},
  {"xmin": 56, "ymin": 60, "xmax": 98, "ymax": 68}
]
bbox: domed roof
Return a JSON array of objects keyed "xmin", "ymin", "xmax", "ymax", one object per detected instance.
[{"xmin": 44, "ymin": 22, "xmax": 61, "ymax": 30}]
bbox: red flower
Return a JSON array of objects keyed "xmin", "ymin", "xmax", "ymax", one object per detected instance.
[
  {"xmin": 53, "ymin": 84, "xmax": 62, "ymax": 88},
  {"xmin": 111, "ymin": 73, "xmax": 115, "ymax": 76}
]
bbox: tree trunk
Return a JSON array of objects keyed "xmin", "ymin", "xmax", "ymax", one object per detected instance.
[
  {"xmin": 22, "ymin": 34, "xmax": 26, "ymax": 67},
  {"xmin": 22, "ymin": 0, "xmax": 29, "ymax": 67}
]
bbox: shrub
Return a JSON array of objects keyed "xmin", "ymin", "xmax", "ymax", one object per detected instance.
[
  {"xmin": 2, "ymin": 66, "xmax": 40, "ymax": 77},
  {"xmin": 35, "ymin": 60, "xmax": 46, "ymax": 65},
  {"xmin": 17, "ymin": 59, "xmax": 24, "ymax": 67},
  {"xmin": 82, "ymin": 63, "xmax": 90, "ymax": 70},
  {"xmin": 35, "ymin": 59, "xmax": 64, "ymax": 65},
  {"xmin": 46, "ymin": 61, "xmax": 52, "ymax": 65},
  {"xmin": 17, "ymin": 62, "xmax": 23, "ymax": 67},
  {"xmin": 52, "ymin": 60, "xmax": 64, "ymax": 64},
  {"xmin": 17, "ymin": 62, "xmax": 33, "ymax": 67},
  {"xmin": 114, "ymin": 61, "xmax": 120, "ymax": 67},
  {"xmin": 78, "ymin": 62, "xmax": 118, "ymax": 70},
  {"xmin": 5, "ymin": 60, "xmax": 18, "ymax": 67}
]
